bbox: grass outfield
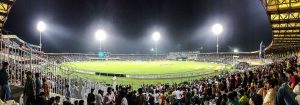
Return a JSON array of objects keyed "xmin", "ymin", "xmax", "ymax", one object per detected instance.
[
  {"xmin": 64, "ymin": 61, "xmax": 225, "ymax": 74},
  {"xmin": 54, "ymin": 61, "xmax": 230, "ymax": 89}
]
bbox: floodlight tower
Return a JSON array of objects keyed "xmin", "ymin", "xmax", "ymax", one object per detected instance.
[
  {"xmin": 212, "ymin": 24, "xmax": 223, "ymax": 54},
  {"xmin": 37, "ymin": 21, "xmax": 46, "ymax": 51},
  {"xmin": 95, "ymin": 30, "xmax": 107, "ymax": 52},
  {"xmin": 152, "ymin": 32, "xmax": 160, "ymax": 56}
]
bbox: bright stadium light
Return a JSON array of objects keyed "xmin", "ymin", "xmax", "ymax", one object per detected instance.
[
  {"xmin": 95, "ymin": 30, "xmax": 107, "ymax": 41},
  {"xmin": 212, "ymin": 24, "xmax": 223, "ymax": 54},
  {"xmin": 233, "ymin": 49, "xmax": 239, "ymax": 53},
  {"xmin": 37, "ymin": 21, "xmax": 46, "ymax": 51},
  {"xmin": 212, "ymin": 24, "xmax": 223, "ymax": 35},
  {"xmin": 152, "ymin": 32, "xmax": 160, "ymax": 56},
  {"xmin": 151, "ymin": 48, "xmax": 154, "ymax": 52},
  {"xmin": 95, "ymin": 29, "xmax": 107, "ymax": 52},
  {"xmin": 37, "ymin": 21, "xmax": 46, "ymax": 32}
]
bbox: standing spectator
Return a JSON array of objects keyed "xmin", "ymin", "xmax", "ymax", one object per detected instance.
[
  {"xmin": 0, "ymin": 62, "xmax": 10, "ymax": 101},
  {"xmin": 228, "ymin": 92, "xmax": 239, "ymax": 105},
  {"xmin": 238, "ymin": 89, "xmax": 248, "ymax": 105},
  {"xmin": 153, "ymin": 90, "xmax": 159, "ymax": 105},
  {"xmin": 66, "ymin": 85, "xmax": 72, "ymax": 102},
  {"xmin": 87, "ymin": 89, "xmax": 96, "ymax": 105},
  {"xmin": 23, "ymin": 71, "xmax": 36, "ymax": 105},
  {"xmin": 96, "ymin": 89, "xmax": 104, "ymax": 105},
  {"xmin": 120, "ymin": 91, "xmax": 128, "ymax": 105},
  {"xmin": 242, "ymin": 73, "xmax": 248, "ymax": 88},
  {"xmin": 35, "ymin": 73, "xmax": 42, "ymax": 97},
  {"xmin": 42, "ymin": 77, "xmax": 50, "ymax": 99},
  {"xmin": 285, "ymin": 68, "xmax": 299, "ymax": 89},
  {"xmin": 263, "ymin": 79, "xmax": 276, "ymax": 105},
  {"xmin": 185, "ymin": 88, "xmax": 192, "ymax": 105},
  {"xmin": 148, "ymin": 91, "xmax": 154, "ymax": 105},
  {"xmin": 175, "ymin": 88, "xmax": 182, "ymax": 105},
  {"xmin": 104, "ymin": 87, "xmax": 114, "ymax": 105},
  {"xmin": 135, "ymin": 88, "xmax": 147, "ymax": 105}
]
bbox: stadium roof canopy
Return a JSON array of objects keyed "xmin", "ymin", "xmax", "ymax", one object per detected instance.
[
  {"xmin": 0, "ymin": 0, "xmax": 15, "ymax": 33},
  {"xmin": 261, "ymin": 0, "xmax": 300, "ymax": 53}
]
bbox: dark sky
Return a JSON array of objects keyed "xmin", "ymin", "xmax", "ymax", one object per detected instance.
[{"xmin": 4, "ymin": 0, "xmax": 272, "ymax": 54}]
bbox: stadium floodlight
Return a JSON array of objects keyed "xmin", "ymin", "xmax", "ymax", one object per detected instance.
[
  {"xmin": 152, "ymin": 32, "xmax": 160, "ymax": 41},
  {"xmin": 95, "ymin": 29, "xmax": 107, "ymax": 52},
  {"xmin": 37, "ymin": 21, "xmax": 46, "ymax": 51},
  {"xmin": 152, "ymin": 32, "xmax": 160, "ymax": 56},
  {"xmin": 151, "ymin": 48, "xmax": 154, "ymax": 52},
  {"xmin": 233, "ymin": 49, "xmax": 239, "ymax": 53},
  {"xmin": 212, "ymin": 24, "xmax": 223, "ymax": 54}
]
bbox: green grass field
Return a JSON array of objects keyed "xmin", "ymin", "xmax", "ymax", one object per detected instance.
[
  {"xmin": 55, "ymin": 61, "xmax": 229, "ymax": 89},
  {"xmin": 64, "ymin": 61, "xmax": 225, "ymax": 74}
]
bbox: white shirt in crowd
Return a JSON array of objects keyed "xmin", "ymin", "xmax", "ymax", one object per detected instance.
[
  {"xmin": 153, "ymin": 93, "xmax": 159, "ymax": 104},
  {"xmin": 175, "ymin": 90, "xmax": 182, "ymax": 99},
  {"xmin": 121, "ymin": 97, "xmax": 128, "ymax": 105},
  {"xmin": 95, "ymin": 93, "xmax": 103, "ymax": 105}
]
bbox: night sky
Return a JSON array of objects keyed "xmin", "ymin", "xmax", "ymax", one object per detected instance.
[{"xmin": 4, "ymin": 0, "xmax": 272, "ymax": 54}]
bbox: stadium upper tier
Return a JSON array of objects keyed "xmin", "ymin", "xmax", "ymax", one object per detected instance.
[
  {"xmin": 0, "ymin": 0, "xmax": 15, "ymax": 33},
  {"xmin": 45, "ymin": 52, "xmax": 258, "ymax": 65},
  {"xmin": 261, "ymin": 0, "xmax": 300, "ymax": 52}
]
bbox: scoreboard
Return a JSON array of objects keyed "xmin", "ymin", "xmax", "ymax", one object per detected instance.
[{"xmin": 98, "ymin": 52, "xmax": 110, "ymax": 57}]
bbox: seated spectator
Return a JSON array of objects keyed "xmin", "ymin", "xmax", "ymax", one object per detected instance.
[
  {"xmin": 79, "ymin": 100, "xmax": 84, "ymax": 105},
  {"xmin": 48, "ymin": 97, "xmax": 56, "ymax": 105},
  {"xmin": 249, "ymin": 94, "xmax": 263, "ymax": 105},
  {"xmin": 54, "ymin": 96, "xmax": 61, "ymax": 105},
  {"xmin": 63, "ymin": 101, "xmax": 72, "ymax": 105},
  {"xmin": 275, "ymin": 83, "xmax": 298, "ymax": 105},
  {"xmin": 228, "ymin": 92, "xmax": 239, "ymax": 105},
  {"xmin": 36, "ymin": 92, "xmax": 47, "ymax": 105}
]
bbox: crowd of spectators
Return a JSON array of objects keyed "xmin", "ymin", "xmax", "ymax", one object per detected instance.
[{"xmin": 78, "ymin": 55, "xmax": 300, "ymax": 105}]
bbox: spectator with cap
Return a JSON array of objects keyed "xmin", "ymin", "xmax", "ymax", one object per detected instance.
[{"xmin": 0, "ymin": 62, "xmax": 10, "ymax": 101}]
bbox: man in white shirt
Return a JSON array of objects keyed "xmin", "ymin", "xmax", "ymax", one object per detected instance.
[
  {"xmin": 95, "ymin": 89, "xmax": 104, "ymax": 105},
  {"xmin": 175, "ymin": 88, "xmax": 182, "ymax": 105},
  {"xmin": 153, "ymin": 90, "xmax": 160, "ymax": 105}
]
